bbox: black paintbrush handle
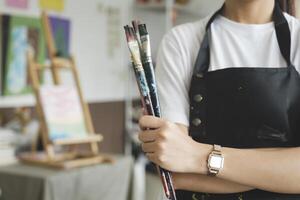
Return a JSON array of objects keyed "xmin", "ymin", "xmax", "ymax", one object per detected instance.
[
  {"xmin": 133, "ymin": 68, "xmax": 177, "ymax": 200},
  {"xmin": 134, "ymin": 69, "xmax": 154, "ymax": 115},
  {"xmin": 158, "ymin": 167, "xmax": 177, "ymax": 200},
  {"xmin": 143, "ymin": 61, "xmax": 161, "ymax": 117}
]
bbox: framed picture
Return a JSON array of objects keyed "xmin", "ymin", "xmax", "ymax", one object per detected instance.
[
  {"xmin": 49, "ymin": 16, "xmax": 71, "ymax": 58},
  {"xmin": 3, "ymin": 15, "xmax": 45, "ymax": 96}
]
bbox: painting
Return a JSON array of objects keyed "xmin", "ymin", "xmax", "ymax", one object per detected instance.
[
  {"xmin": 3, "ymin": 15, "xmax": 46, "ymax": 96},
  {"xmin": 5, "ymin": 26, "xmax": 28, "ymax": 94},
  {"xmin": 39, "ymin": 0, "xmax": 64, "ymax": 12},
  {"xmin": 40, "ymin": 85, "xmax": 87, "ymax": 141},
  {"xmin": 5, "ymin": 0, "xmax": 28, "ymax": 9},
  {"xmin": 49, "ymin": 16, "xmax": 70, "ymax": 57}
]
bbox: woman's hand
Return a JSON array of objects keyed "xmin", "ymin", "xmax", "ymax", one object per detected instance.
[{"xmin": 138, "ymin": 115, "xmax": 211, "ymax": 174}]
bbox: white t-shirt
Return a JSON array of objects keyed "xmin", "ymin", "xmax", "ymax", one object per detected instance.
[{"xmin": 156, "ymin": 13, "xmax": 300, "ymax": 126}]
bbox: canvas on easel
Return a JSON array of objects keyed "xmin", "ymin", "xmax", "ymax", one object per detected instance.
[
  {"xmin": 19, "ymin": 12, "xmax": 111, "ymax": 169},
  {"xmin": 40, "ymin": 85, "xmax": 88, "ymax": 141}
]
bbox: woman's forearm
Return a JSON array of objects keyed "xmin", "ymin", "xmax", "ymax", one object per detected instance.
[
  {"xmin": 216, "ymin": 147, "xmax": 300, "ymax": 193},
  {"xmin": 138, "ymin": 117, "xmax": 300, "ymax": 194},
  {"xmin": 173, "ymin": 173, "xmax": 254, "ymax": 193}
]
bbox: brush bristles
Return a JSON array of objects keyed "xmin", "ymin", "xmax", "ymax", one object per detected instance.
[
  {"xmin": 132, "ymin": 20, "xmax": 140, "ymax": 35},
  {"xmin": 138, "ymin": 24, "xmax": 148, "ymax": 36},
  {"xmin": 124, "ymin": 25, "xmax": 135, "ymax": 42},
  {"xmin": 129, "ymin": 26, "xmax": 140, "ymax": 42},
  {"xmin": 129, "ymin": 27, "xmax": 136, "ymax": 40}
]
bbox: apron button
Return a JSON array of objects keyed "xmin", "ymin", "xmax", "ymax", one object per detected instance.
[
  {"xmin": 195, "ymin": 73, "xmax": 204, "ymax": 78},
  {"xmin": 238, "ymin": 194, "xmax": 244, "ymax": 200},
  {"xmin": 192, "ymin": 193, "xmax": 201, "ymax": 200},
  {"xmin": 192, "ymin": 118, "xmax": 202, "ymax": 126},
  {"xmin": 194, "ymin": 94, "xmax": 203, "ymax": 102}
]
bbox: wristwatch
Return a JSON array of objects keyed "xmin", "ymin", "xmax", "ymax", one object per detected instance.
[{"xmin": 207, "ymin": 144, "xmax": 224, "ymax": 176}]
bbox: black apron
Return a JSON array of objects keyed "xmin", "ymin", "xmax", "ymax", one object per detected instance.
[{"xmin": 176, "ymin": 3, "xmax": 300, "ymax": 200}]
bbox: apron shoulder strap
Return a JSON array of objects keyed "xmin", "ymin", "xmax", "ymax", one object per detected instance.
[{"xmin": 273, "ymin": 2, "xmax": 292, "ymax": 66}]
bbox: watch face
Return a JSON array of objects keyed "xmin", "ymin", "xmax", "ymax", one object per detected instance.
[{"xmin": 209, "ymin": 155, "xmax": 224, "ymax": 169}]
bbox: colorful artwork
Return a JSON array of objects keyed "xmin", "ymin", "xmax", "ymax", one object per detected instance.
[
  {"xmin": 49, "ymin": 16, "xmax": 70, "ymax": 57},
  {"xmin": 6, "ymin": 26, "xmax": 27, "ymax": 94},
  {"xmin": 5, "ymin": 0, "xmax": 28, "ymax": 9},
  {"xmin": 3, "ymin": 16, "xmax": 45, "ymax": 96},
  {"xmin": 39, "ymin": 0, "xmax": 64, "ymax": 12},
  {"xmin": 40, "ymin": 85, "xmax": 87, "ymax": 141}
]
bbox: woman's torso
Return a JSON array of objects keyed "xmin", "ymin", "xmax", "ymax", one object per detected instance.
[
  {"xmin": 156, "ymin": 8, "xmax": 300, "ymax": 200},
  {"xmin": 156, "ymin": 13, "xmax": 300, "ymax": 127}
]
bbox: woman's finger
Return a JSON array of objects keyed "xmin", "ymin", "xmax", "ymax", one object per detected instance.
[
  {"xmin": 139, "ymin": 115, "xmax": 165, "ymax": 130},
  {"xmin": 141, "ymin": 142, "xmax": 156, "ymax": 153},
  {"xmin": 138, "ymin": 130, "xmax": 156, "ymax": 142}
]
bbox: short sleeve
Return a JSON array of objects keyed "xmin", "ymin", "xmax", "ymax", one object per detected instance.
[
  {"xmin": 155, "ymin": 32, "xmax": 190, "ymax": 126},
  {"xmin": 288, "ymin": 14, "xmax": 300, "ymax": 73}
]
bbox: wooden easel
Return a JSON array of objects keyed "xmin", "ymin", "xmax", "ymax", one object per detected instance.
[{"xmin": 19, "ymin": 12, "xmax": 111, "ymax": 169}]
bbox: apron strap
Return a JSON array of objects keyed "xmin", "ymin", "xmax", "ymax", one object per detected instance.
[
  {"xmin": 273, "ymin": 2, "xmax": 292, "ymax": 66},
  {"xmin": 193, "ymin": 2, "xmax": 292, "ymax": 74}
]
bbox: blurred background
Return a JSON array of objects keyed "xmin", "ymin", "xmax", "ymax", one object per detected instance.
[{"xmin": 0, "ymin": 0, "xmax": 299, "ymax": 200}]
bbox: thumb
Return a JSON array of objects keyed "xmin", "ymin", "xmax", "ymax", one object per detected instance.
[{"xmin": 139, "ymin": 115, "xmax": 165, "ymax": 130}]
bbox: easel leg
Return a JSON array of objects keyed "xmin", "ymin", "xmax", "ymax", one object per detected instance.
[
  {"xmin": 90, "ymin": 142, "xmax": 99, "ymax": 155},
  {"xmin": 31, "ymin": 126, "xmax": 41, "ymax": 153}
]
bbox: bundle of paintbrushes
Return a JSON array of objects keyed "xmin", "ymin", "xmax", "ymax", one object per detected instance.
[{"xmin": 124, "ymin": 21, "xmax": 177, "ymax": 200}]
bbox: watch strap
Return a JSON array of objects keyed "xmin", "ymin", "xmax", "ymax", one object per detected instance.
[{"xmin": 213, "ymin": 144, "xmax": 222, "ymax": 152}]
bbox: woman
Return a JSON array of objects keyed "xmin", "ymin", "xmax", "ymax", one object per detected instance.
[{"xmin": 138, "ymin": 0, "xmax": 300, "ymax": 199}]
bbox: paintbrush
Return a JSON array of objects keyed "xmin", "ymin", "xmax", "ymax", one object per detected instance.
[
  {"xmin": 138, "ymin": 23, "xmax": 161, "ymax": 118},
  {"xmin": 124, "ymin": 25, "xmax": 177, "ymax": 200},
  {"xmin": 137, "ymin": 24, "xmax": 177, "ymax": 200},
  {"xmin": 124, "ymin": 25, "xmax": 154, "ymax": 115}
]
